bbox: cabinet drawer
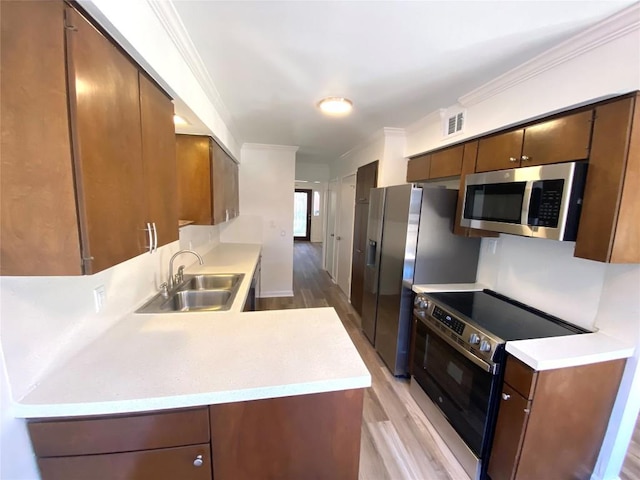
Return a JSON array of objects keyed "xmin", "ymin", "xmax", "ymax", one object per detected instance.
[
  {"xmin": 504, "ymin": 355, "xmax": 537, "ymax": 400},
  {"xmin": 37, "ymin": 443, "xmax": 211, "ymax": 480},
  {"xmin": 29, "ymin": 407, "xmax": 209, "ymax": 457}
]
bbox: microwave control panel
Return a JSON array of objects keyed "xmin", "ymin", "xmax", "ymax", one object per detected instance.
[{"xmin": 529, "ymin": 179, "xmax": 563, "ymax": 227}]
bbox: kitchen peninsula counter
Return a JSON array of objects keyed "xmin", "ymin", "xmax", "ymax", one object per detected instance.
[{"xmin": 9, "ymin": 243, "xmax": 371, "ymax": 419}]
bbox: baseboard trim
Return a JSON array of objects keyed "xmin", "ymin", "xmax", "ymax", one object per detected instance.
[{"xmin": 259, "ymin": 290, "xmax": 294, "ymax": 298}]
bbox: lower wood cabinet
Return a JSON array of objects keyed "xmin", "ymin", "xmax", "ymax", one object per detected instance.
[
  {"xmin": 28, "ymin": 389, "xmax": 365, "ymax": 480},
  {"xmin": 487, "ymin": 355, "xmax": 625, "ymax": 480}
]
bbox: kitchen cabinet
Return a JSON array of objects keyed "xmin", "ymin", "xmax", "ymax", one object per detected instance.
[
  {"xmin": 487, "ymin": 355, "xmax": 625, "ymax": 480},
  {"xmin": 0, "ymin": 1, "xmax": 178, "ymax": 275},
  {"xmin": 176, "ymin": 135, "xmax": 240, "ymax": 226},
  {"xmin": 355, "ymin": 160, "xmax": 378, "ymax": 204},
  {"xmin": 475, "ymin": 110, "xmax": 593, "ymax": 173},
  {"xmin": 211, "ymin": 140, "xmax": 240, "ymax": 224},
  {"xmin": 1, "ymin": 0, "xmax": 82, "ymax": 275},
  {"xmin": 351, "ymin": 161, "xmax": 378, "ymax": 316},
  {"xmin": 176, "ymin": 135, "xmax": 213, "ymax": 225},
  {"xmin": 452, "ymin": 141, "xmax": 498, "ymax": 238},
  {"xmin": 210, "ymin": 389, "xmax": 363, "ymax": 480},
  {"xmin": 28, "ymin": 390, "xmax": 364, "ymax": 480},
  {"xmin": 406, "ymin": 145, "xmax": 464, "ymax": 182},
  {"xmin": 574, "ymin": 94, "xmax": 640, "ymax": 263},
  {"xmin": 29, "ymin": 407, "xmax": 211, "ymax": 480}
]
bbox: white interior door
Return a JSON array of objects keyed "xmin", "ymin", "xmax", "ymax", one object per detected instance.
[
  {"xmin": 325, "ymin": 179, "xmax": 338, "ymax": 278},
  {"xmin": 336, "ymin": 174, "xmax": 356, "ymax": 298}
]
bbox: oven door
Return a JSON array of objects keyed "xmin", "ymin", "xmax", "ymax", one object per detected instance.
[{"xmin": 412, "ymin": 313, "xmax": 499, "ymax": 458}]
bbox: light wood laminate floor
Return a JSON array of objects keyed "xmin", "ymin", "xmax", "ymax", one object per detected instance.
[{"xmin": 259, "ymin": 242, "xmax": 470, "ymax": 480}]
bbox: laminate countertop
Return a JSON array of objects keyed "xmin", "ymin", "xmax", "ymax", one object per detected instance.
[
  {"xmin": 11, "ymin": 244, "xmax": 371, "ymax": 419},
  {"xmin": 412, "ymin": 283, "xmax": 634, "ymax": 372}
]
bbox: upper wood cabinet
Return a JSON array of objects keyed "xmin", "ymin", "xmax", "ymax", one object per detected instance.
[
  {"xmin": 176, "ymin": 135, "xmax": 213, "ymax": 225},
  {"xmin": 0, "ymin": 1, "xmax": 178, "ymax": 275},
  {"xmin": 476, "ymin": 110, "xmax": 593, "ymax": 172},
  {"xmin": 355, "ymin": 160, "xmax": 378, "ymax": 203},
  {"xmin": 574, "ymin": 94, "xmax": 640, "ymax": 263},
  {"xmin": 406, "ymin": 145, "xmax": 463, "ymax": 182},
  {"xmin": 1, "ymin": 0, "xmax": 82, "ymax": 275},
  {"xmin": 488, "ymin": 355, "xmax": 624, "ymax": 480},
  {"xmin": 177, "ymin": 135, "xmax": 239, "ymax": 226}
]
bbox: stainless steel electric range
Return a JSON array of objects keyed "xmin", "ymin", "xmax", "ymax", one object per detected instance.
[{"xmin": 410, "ymin": 289, "xmax": 589, "ymax": 480}]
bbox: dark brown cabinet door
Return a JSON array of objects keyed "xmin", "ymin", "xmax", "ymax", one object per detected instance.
[
  {"xmin": 355, "ymin": 161, "xmax": 378, "ymax": 203},
  {"xmin": 575, "ymin": 95, "xmax": 640, "ymax": 263},
  {"xmin": 429, "ymin": 145, "xmax": 464, "ymax": 179},
  {"xmin": 211, "ymin": 141, "xmax": 227, "ymax": 224},
  {"xmin": 37, "ymin": 443, "xmax": 212, "ymax": 480},
  {"xmin": 0, "ymin": 0, "xmax": 82, "ymax": 275},
  {"xmin": 223, "ymin": 155, "xmax": 239, "ymax": 219},
  {"xmin": 176, "ymin": 135, "xmax": 213, "ymax": 225},
  {"xmin": 476, "ymin": 129, "xmax": 524, "ymax": 173},
  {"xmin": 406, "ymin": 154, "xmax": 430, "ymax": 182},
  {"xmin": 210, "ymin": 390, "xmax": 363, "ymax": 480},
  {"xmin": 66, "ymin": 6, "xmax": 146, "ymax": 274},
  {"xmin": 140, "ymin": 74, "xmax": 179, "ymax": 246},
  {"xmin": 487, "ymin": 384, "xmax": 530, "ymax": 480},
  {"xmin": 521, "ymin": 110, "xmax": 593, "ymax": 167}
]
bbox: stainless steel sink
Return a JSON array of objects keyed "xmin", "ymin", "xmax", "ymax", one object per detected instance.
[
  {"xmin": 135, "ymin": 273, "xmax": 245, "ymax": 313},
  {"xmin": 177, "ymin": 273, "xmax": 242, "ymax": 291}
]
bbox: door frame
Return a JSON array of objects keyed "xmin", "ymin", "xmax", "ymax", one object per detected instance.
[{"xmin": 294, "ymin": 188, "xmax": 312, "ymax": 241}]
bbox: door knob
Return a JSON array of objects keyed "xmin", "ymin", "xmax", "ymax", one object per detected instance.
[
  {"xmin": 336, "ymin": 236, "xmax": 342, "ymax": 240},
  {"xmin": 193, "ymin": 455, "xmax": 203, "ymax": 467},
  {"xmin": 330, "ymin": 233, "xmax": 335, "ymax": 237}
]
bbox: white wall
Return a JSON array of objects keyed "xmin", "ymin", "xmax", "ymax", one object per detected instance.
[
  {"xmin": 404, "ymin": 8, "xmax": 640, "ymax": 478},
  {"xmin": 239, "ymin": 144, "xmax": 297, "ymax": 297},
  {"xmin": 379, "ymin": 128, "xmax": 408, "ymax": 187},
  {"xmin": 330, "ymin": 132, "xmax": 384, "ymax": 181}
]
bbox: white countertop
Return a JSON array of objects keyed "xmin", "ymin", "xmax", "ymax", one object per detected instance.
[
  {"xmin": 10, "ymin": 243, "xmax": 371, "ymax": 419},
  {"xmin": 411, "ymin": 282, "xmax": 635, "ymax": 371},
  {"xmin": 506, "ymin": 332, "xmax": 635, "ymax": 371}
]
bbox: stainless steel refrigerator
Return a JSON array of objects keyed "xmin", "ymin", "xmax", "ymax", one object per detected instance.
[{"xmin": 361, "ymin": 185, "xmax": 481, "ymax": 376}]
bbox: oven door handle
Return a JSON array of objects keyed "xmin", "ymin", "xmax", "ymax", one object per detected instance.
[{"xmin": 415, "ymin": 313, "xmax": 498, "ymax": 375}]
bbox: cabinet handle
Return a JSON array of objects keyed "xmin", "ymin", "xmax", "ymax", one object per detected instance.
[
  {"xmin": 145, "ymin": 223, "xmax": 153, "ymax": 253},
  {"xmin": 508, "ymin": 157, "xmax": 518, "ymax": 163},
  {"xmin": 520, "ymin": 155, "xmax": 531, "ymax": 162},
  {"xmin": 502, "ymin": 393, "xmax": 511, "ymax": 401},
  {"xmin": 524, "ymin": 408, "xmax": 530, "ymax": 414},
  {"xmin": 193, "ymin": 454, "xmax": 203, "ymax": 467},
  {"xmin": 152, "ymin": 222, "xmax": 158, "ymax": 253}
]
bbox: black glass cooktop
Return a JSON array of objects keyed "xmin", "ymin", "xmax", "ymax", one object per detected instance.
[{"xmin": 425, "ymin": 289, "xmax": 589, "ymax": 342}]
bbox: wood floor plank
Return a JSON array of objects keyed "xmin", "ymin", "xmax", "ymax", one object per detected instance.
[{"xmin": 260, "ymin": 242, "xmax": 469, "ymax": 480}]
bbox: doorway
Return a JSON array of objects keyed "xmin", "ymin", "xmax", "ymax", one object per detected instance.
[
  {"xmin": 336, "ymin": 174, "xmax": 356, "ymax": 298},
  {"xmin": 294, "ymin": 189, "xmax": 312, "ymax": 241},
  {"xmin": 325, "ymin": 179, "xmax": 338, "ymax": 279}
]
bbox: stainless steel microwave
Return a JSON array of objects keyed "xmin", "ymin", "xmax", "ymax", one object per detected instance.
[{"xmin": 460, "ymin": 161, "xmax": 588, "ymax": 241}]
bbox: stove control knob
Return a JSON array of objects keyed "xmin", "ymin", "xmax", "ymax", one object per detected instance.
[
  {"xmin": 480, "ymin": 340, "xmax": 492, "ymax": 352},
  {"xmin": 469, "ymin": 333, "xmax": 481, "ymax": 345}
]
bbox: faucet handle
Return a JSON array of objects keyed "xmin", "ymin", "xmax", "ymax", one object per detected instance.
[{"xmin": 159, "ymin": 282, "xmax": 169, "ymax": 298}]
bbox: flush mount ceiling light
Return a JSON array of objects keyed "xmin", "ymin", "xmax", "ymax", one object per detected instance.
[
  {"xmin": 317, "ymin": 97, "xmax": 353, "ymax": 116},
  {"xmin": 173, "ymin": 114, "xmax": 190, "ymax": 126}
]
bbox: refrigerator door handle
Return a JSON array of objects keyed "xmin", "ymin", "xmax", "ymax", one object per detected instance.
[{"xmin": 366, "ymin": 239, "xmax": 377, "ymax": 266}]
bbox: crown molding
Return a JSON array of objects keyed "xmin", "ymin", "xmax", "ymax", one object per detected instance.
[
  {"xmin": 383, "ymin": 127, "xmax": 406, "ymax": 137},
  {"xmin": 242, "ymin": 143, "xmax": 300, "ymax": 152},
  {"xmin": 146, "ymin": 1, "xmax": 241, "ymax": 140},
  {"xmin": 459, "ymin": 3, "xmax": 640, "ymax": 107}
]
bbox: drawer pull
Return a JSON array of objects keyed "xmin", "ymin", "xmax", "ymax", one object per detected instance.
[
  {"xmin": 509, "ymin": 157, "xmax": 518, "ymax": 163},
  {"xmin": 193, "ymin": 454, "xmax": 203, "ymax": 467},
  {"xmin": 502, "ymin": 393, "xmax": 511, "ymax": 401}
]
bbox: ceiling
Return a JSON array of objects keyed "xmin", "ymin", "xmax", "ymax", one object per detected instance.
[{"xmin": 171, "ymin": 1, "xmax": 636, "ymax": 164}]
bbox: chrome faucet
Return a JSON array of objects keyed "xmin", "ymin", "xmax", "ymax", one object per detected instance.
[{"xmin": 168, "ymin": 249, "xmax": 204, "ymax": 289}]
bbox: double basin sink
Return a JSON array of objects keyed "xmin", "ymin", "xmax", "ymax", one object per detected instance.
[{"xmin": 136, "ymin": 273, "xmax": 244, "ymax": 313}]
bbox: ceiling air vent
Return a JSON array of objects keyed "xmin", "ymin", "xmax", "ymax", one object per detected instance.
[{"xmin": 444, "ymin": 110, "xmax": 465, "ymax": 137}]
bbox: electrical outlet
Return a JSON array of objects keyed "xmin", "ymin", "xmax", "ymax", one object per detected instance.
[{"xmin": 93, "ymin": 285, "xmax": 106, "ymax": 313}]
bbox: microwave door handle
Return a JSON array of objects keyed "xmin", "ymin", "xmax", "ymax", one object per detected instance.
[{"xmin": 521, "ymin": 182, "xmax": 533, "ymax": 226}]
